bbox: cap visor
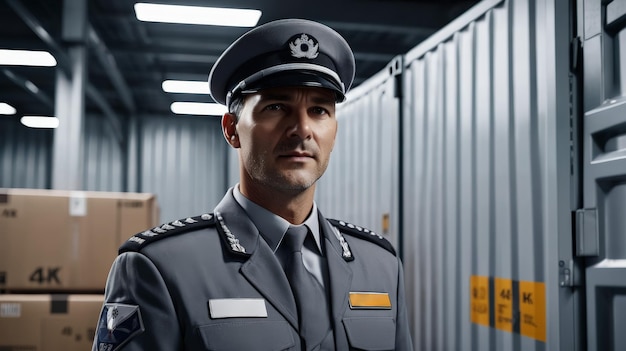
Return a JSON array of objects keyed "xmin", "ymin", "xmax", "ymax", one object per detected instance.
[{"xmin": 241, "ymin": 71, "xmax": 345, "ymax": 102}]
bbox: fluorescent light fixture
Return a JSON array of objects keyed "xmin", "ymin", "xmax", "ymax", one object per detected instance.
[
  {"xmin": 162, "ymin": 80, "xmax": 210, "ymax": 94},
  {"xmin": 134, "ymin": 3, "xmax": 261, "ymax": 27},
  {"xmin": 20, "ymin": 116, "xmax": 59, "ymax": 128},
  {"xmin": 0, "ymin": 102, "xmax": 16, "ymax": 115},
  {"xmin": 0, "ymin": 49, "xmax": 56, "ymax": 67},
  {"xmin": 171, "ymin": 102, "xmax": 227, "ymax": 116}
]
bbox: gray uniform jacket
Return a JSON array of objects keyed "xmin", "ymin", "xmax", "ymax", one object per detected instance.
[{"xmin": 93, "ymin": 189, "xmax": 413, "ymax": 351}]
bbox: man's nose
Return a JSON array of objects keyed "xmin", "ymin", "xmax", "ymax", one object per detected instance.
[{"xmin": 288, "ymin": 109, "xmax": 312, "ymax": 140}]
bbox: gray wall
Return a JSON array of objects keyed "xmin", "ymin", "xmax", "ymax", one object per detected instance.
[
  {"xmin": 0, "ymin": 113, "xmax": 230, "ymax": 224},
  {"xmin": 83, "ymin": 113, "xmax": 125, "ymax": 192},
  {"xmin": 317, "ymin": 0, "xmax": 580, "ymax": 349},
  {"xmin": 401, "ymin": 0, "xmax": 574, "ymax": 349},
  {"xmin": 580, "ymin": 0, "xmax": 626, "ymax": 349},
  {"xmin": 136, "ymin": 114, "xmax": 228, "ymax": 222},
  {"xmin": 316, "ymin": 59, "xmax": 402, "ymax": 249},
  {"xmin": 0, "ymin": 117, "xmax": 51, "ymax": 189}
]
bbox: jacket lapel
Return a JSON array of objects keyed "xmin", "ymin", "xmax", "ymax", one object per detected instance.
[
  {"xmin": 318, "ymin": 212, "xmax": 353, "ymax": 325},
  {"xmin": 214, "ymin": 189, "xmax": 299, "ymax": 330}
]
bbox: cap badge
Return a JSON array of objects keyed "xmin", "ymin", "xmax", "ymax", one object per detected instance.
[{"xmin": 289, "ymin": 33, "xmax": 319, "ymax": 59}]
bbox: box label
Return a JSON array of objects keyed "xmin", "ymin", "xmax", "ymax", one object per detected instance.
[
  {"xmin": 519, "ymin": 280, "xmax": 546, "ymax": 342},
  {"xmin": 0, "ymin": 303, "xmax": 21, "ymax": 318},
  {"xmin": 69, "ymin": 192, "xmax": 87, "ymax": 216},
  {"xmin": 470, "ymin": 276, "xmax": 546, "ymax": 343},
  {"xmin": 470, "ymin": 275, "xmax": 490, "ymax": 326},
  {"xmin": 494, "ymin": 278, "xmax": 513, "ymax": 332},
  {"xmin": 29, "ymin": 267, "xmax": 63, "ymax": 285}
]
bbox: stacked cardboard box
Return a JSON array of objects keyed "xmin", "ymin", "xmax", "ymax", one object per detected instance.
[
  {"xmin": 0, "ymin": 294, "xmax": 104, "ymax": 351},
  {"xmin": 0, "ymin": 188, "xmax": 159, "ymax": 350}
]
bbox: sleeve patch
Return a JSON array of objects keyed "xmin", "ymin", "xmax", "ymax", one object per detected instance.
[
  {"xmin": 95, "ymin": 303, "xmax": 144, "ymax": 351},
  {"xmin": 327, "ymin": 219, "xmax": 396, "ymax": 255}
]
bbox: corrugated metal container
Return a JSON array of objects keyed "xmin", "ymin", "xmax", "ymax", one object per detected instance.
[
  {"xmin": 226, "ymin": 145, "xmax": 239, "ymax": 189},
  {"xmin": 0, "ymin": 112, "xmax": 125, "ymax": 192},
  {"xmin": 401, "ymin": 0, "xmax": 577, "ymax": 350},
  {"xmin": 0, "ymin": 117, "xmax": 51, "ymax": 189},
  {"xmin": 83, "ymin": 113, "xmax": 124, "ymax": 192},
  {"xmin": 580, "ymin": 0, "xmax": 626, "ymax": 350},
  {"xmin": 137, "ymin": 114, "xmax": 228, "ymax": 222},
  {"xmin": 0, "ymin": 111, "xmax": 229, "ymax": 223},
  {"xmin": 316, "ymin": 58, "xmax": 403, "ymax": 248}
]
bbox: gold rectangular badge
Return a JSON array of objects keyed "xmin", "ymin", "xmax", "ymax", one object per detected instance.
[{"xmin": 349, "ymin": 292, "xmax": 391, "ymax": 310}]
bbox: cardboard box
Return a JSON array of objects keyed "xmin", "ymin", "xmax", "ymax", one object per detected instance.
[
  {"xmin": 0, "ymin": 188, "xmax": 159, "ymax": 292},
  {"xmin": 0, "ymin": 294, "xmax": 103, "ymax": 351}
]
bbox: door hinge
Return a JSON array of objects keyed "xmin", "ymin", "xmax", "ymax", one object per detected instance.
[
  {"xmin": 575, "ymin": 208, "xmax": 599, "ymax": 257},
  {"xmin": 570, "ymin": 36, "xmax": 582, "ymax": 72},
  {"xmin": 559, "ymin": 259, "xmax": 579, "ymax": 287}
]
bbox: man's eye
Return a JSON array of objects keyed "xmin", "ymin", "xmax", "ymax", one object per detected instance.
[
  {"xmin": 311, "ymin": 107, "xmax": 329, "ymax": 115},
  {"xmin": 264, "ymin": 104, "xmax": 282, "ymax": 111}
]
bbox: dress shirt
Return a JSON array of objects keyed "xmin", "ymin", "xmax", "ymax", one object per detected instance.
[{"xmin": 232, "ymin": 184, "xmax": 328, "ymax": 286}]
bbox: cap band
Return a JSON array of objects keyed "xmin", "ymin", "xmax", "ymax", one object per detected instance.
[{"xmin": 226, "ymin": 63, "xmax": 345, "ymax": 107}]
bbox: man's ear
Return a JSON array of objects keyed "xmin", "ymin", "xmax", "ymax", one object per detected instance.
[{"xmin": 221, "ymin": 113, "xmax": 240, "ymax": 148}]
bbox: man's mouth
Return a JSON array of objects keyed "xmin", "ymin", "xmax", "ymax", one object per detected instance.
[{"xmin": 279, "ymin": 151, "xmax": 314, "ymax": 161}]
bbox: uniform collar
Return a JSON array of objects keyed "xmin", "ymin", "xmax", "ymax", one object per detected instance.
[{"xmin": 232, "ymin": 184, "xmax": 322, "ymax": 253}]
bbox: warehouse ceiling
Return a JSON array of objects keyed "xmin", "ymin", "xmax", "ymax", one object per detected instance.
[{"xmin": 0, "ymin": 0, "xmax": 479, "ymax": 120}]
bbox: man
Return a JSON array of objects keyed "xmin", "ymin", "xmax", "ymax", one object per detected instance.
[{"xmin": 93, "ymin": 18, "xmax": 413, "ymax": 351}]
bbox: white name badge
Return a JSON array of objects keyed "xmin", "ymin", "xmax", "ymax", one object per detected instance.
[{"xmin": 209, "ymin": 298, "xmax": 268, "ymax": 319}]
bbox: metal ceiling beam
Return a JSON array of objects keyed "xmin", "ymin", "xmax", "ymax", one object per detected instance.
[
  {"xmin": 5, "ymin": 0, "xmax": 72, "ymax": 76},
  {"xmin": 88, "ymin": 27, "xmax": 136, "ymax": 113},
  {"xmin": 7, "ymin": 0, "xmax": 123, "ymax": 144},
  {"xmin": 324, "ymin": 21, "xmax": 437, "ymax": 37},
  {"xmin": 1, "ymin": 68, "xmax": 54, "ymax": 107}
]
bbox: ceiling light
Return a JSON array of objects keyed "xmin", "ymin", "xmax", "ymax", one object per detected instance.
[
  {"xmin": 170, "ymin": 102, "xmax": 227, "ymax": 116},
  {"xmin": 20, "ymin": 116, "xmax": 59, "ymax": 128},
  {"xmin": 0, "ymin": 49, "xmax": 56, "ymax": 67},
  {"xmin": 162, "ymin": 80, "xmax": 210, "ymax": 94},
  {"xmin": 134, "ymin": 3, "xmax": 261, "ymax": 27},
  {"xmin": 0, "ymin": 102, "xmax": 16, "ymax": 115}
]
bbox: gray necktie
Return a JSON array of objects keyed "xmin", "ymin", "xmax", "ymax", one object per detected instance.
[{"xmin": 281, "ymin": 225, "xmax": 331, "ymax": 350}]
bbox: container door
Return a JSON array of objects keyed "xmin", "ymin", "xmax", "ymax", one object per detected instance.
[
  {"xmin": 316, "ymin": 58, "xmax": 403, "ymax": 250},
  {"xmin": 580, "ymin": 0, "xmax": 626, "ymax": 350}
]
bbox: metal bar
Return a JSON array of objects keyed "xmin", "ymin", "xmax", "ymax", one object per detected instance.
[
  {"xmin": 1, "ymin": 68, "xmax": 54, "ymax": 107},
  {"xmin": 9, "ymin": 0, "xmax": 124, "ymax": 144},
  {"xmin": 5, "ymin": 0, "xmax": 71, "ymax": 76},
  {"xmin": 86, "ymin": 84, "xmax": 124, "ymax": 147},
  {"xmin": 88, "ymin": 27, "xmax": 136, "ymax": 112}
]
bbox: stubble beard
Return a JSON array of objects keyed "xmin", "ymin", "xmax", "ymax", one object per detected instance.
[{"xmin": 245, "ymin": 153, "xmax": 327, "ymax": 195}]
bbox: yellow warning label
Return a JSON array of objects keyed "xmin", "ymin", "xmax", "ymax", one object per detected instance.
[
  {"xmin": 470, "ymin": 275, "xmax": 489, "ymax": 326},
  {"xmin": 519, "ymin": 280, "xmax": 546, "ymax": 342},
  {"xmin": 494, "ymin": 278, "xmax": 513, "ymax": 332}
]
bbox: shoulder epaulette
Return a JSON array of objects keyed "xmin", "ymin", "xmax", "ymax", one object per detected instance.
[
  {"xmin": 327, "ymin": 219, "xmax": 396, "ymax": 255},
  {"xmin": 119, "ymin": 214, "xmax": 216, "ymax": 254}
]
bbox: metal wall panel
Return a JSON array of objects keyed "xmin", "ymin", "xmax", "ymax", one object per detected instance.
[
  {"xmin": 138, "ymin": 114, "xmax": 228, "ymax": 223},
  {"xmin": 401, "ymin": 0, "xmax": 575, "ymax": 350},
  {"xmin": 0, "ymin": 117, "xmax": 51, "ymax": 189},
  {"xmin": 226, "ymin": 145, "xmax": 239, "ymax": 189},
  {"xmin": 581, "ymin": 0, "xmax": 626, "ymax": 350},
  {"xmin": 0, "ymin": 113, "xmax": 124, "ymax": 192},
  {"xmin": 316, "ymin": 59, "xmax": 402, "ymax": 249},
  {"xmin": 1, "ymin": 112, "xmax": 229, "ymax": 223},
  {"xmin": 82, "ymin": 113, "xmax": 124, "ymax": 192}
]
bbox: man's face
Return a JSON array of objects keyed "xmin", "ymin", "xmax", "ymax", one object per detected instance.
[{"xmin": 232, "ymin": 86, "xmax": 338, "ymax": 194}]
